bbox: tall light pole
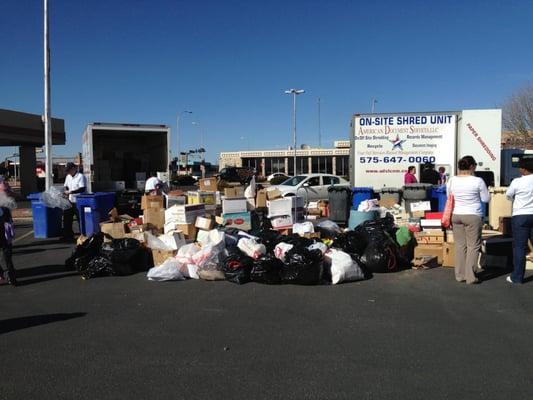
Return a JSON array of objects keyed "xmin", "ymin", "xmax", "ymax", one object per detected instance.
[
  {"xmin": 192, "ymin": 121, "xmax": 205, "ymax": 162},
  {"xmin": 284, "ymin": 88, "xmax": 305, "ymax": 176},
  {"xmin": 371, "ymin": 98, "xmax": 378, "ymax": 113},
  {"xmin": 318, "ymin": 97, "xmax": 322, "ymax": 148},
  {"xmin": 43, "ymin": 0, "xmax": 53, "ymax": 190},
  {"xmin": 176, "ymin": 110, "xmax": 192, "ymax": 172}
]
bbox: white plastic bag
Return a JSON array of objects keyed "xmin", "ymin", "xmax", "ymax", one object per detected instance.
[
  {"xmin": 357, "ymin": 199, "xmax": 380, "ymax": 212},
  {"xmin": 238, "ymin": 237, "xmax": 266, "ymax": 260},
  {"xmin": 192, "ymin": 243, "xmax": 226, "ymax": 271},
  {"xmin": 317, "ymin": 220, "xmax": 341, "ymax": 234},
  {"xmin": 244, "ymin": 176, "xmax": 256, "ymax": 199},
  {"xmin": 0, "ymin": 192, "xmax": 17, "ymax": 210},
  {"xmin": 308, "ymin": 242, "xmax": 328, "ymax": 255},
  {"xmin": 324, "ymin": 249, "xmax": 365, "ymax": 284},
  {"xmin": 175, "ymin": 243, "xmax": 201, "ymax": 265},
  {"xmin": 145, "ymin": 231, "xmax": 173, "ymax": 251},
  {"xmin": 41, "ymin": 187, "xmax": 72, "ymax": 209},
  {"xmin": 147, "ymin": 259, "xmax": 186, "ymax": 281},
  {"xmin": 274, "ymin": 242, "xmax": 294, "ymax": 262},
  {"xmin": 178, "ymin": 263, "xmax": 199, "ymax": 279},
  {"xmin": 293, "ymin": 222, "xmax": 314, "ymax": 236}
]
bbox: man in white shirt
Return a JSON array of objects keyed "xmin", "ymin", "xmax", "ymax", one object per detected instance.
[
  {"xmin": 63, "ymin": 162, "xmax": 87, "ymax": 240},
  {"xmin": 506, "ymin": 157, "xmax": 533, "ymax": 284},
  {"xmin": 145, "ymin": 174, "xmax": 163, "ymax": 195}
]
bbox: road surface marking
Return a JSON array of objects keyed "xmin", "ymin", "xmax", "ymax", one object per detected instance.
[{"xmin": 13, "ymin": 230, "xmax": 35, "ymax": 243}]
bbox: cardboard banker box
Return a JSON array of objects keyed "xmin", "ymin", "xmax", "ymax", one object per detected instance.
[{"xmin": 141, "ymin": 195, "xmax": 164, "ymax": 210}]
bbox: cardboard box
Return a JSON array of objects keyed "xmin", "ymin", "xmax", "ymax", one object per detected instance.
[
  {"xmin": 224, "ymin": 186, "xmax": 245, "ymax": 198},
  {"xmin": 177, "ymin": 223, "xmax": 197, "ymax": 240},
  {"xmin": 267, "ymin": 198, "xmax": 292, "ymax": 217},
  {"xmin": 187, "ymin": 191, "xmax": 216, "ymax": 205},
  {"xmin": 136, "ymin": 180, "xmax": 146, "ymax": 191},
  {"xmin": 445, "ymin": 230, "xmax": 454, "ymax": 243},
  {"xmin": 199, "ymin": 177, "xmax": 217, "ymax": 191},
  {"xmin": 151, "ymin": 249, "xmax": 178, "ymax": 266},
  {"xmin": 141, "ymin": 195, "xmax": 164, "ymax": 210},
  {"xmin": 222, "ymin": 212, "xmax": 252, "ymax": 231},
  {"xmin": 195, "ymin": 216, "xmax": 215, "ymax": 231},
  {"xmin": 414, "ymin": 244, "xmax": 443, "ymax": 264},
  {"xmin": 420, "ymin": 219, "xmax": 443, "ymax": 228},
  {"xmin": 100, "ymin": 221, "xmax": 129, "ymax": 239},
  {"xmin": 415, "ymin": 230, "xmax": 444, "ymax": 245},
  {"xmin": 222, "ymin": 197, "xmax": 248, "ymax": 214},
  {"xmin": 143, "ymin": 208, "xmax": 165, "ymax": 231},
  {"xmin": 158, "ymin": 232, "xmax": 186, "ymax": 250},
  {"xmin": 410, "ymin": 201, "xmax": 431, "ymax": 213},
  {"xmin": 166, "ymin": 194, "xmax": 187, "ymax": 208},
  {"xmin": 303, "ymin": 232, "xmax": 321, "ymax": 239},
  {"xmin": 442, "ymin": 242, "xmax": 455, "ymax": 267},
  {"xmin": 499, "ymin": 217, "xmax": 512, "ymax": 235},
  {"xmin": 267, "ymin": 188, "xmax": 282, "ymax": 200},
  {"xmin": 165, "ymin": 204, "xmax": 206, "ymax": 225},
  {"xmin": 256, "ymin": 189, "xmax": 267, "ymax": 208},
  {"xmin": 379, "ymin": 197, "xmax": 397, "ymax": 209},
  {"xmin": 270, "ymin": 214, "xmax": 293, "ymax": 229}
]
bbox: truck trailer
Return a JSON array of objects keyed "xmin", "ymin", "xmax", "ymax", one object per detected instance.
[
  {"xmin": 349, "ymin": 109, "xmax": 502, "ymax": 188},
  {"xmin": 82, "ymin": 122, "xmax": 171, "ymax": 193}
]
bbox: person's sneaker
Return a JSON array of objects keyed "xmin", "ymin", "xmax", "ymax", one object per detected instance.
[
  {"xmin": 506, "ymin": 276, "xmax": 518, "ymax": 284},
  {"xmin": 466, "ymin": 278, "xmax": 480, "ymax": 285}
]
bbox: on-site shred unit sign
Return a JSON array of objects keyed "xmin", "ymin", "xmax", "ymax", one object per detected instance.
[{"xmin": 352, "ymin": 113, "xmax": 457, "ymax": 187}]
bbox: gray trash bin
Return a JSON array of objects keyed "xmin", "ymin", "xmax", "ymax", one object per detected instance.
[{"xmin": 328, "ymin": 186, "xmax": 352, "ymax": 225}]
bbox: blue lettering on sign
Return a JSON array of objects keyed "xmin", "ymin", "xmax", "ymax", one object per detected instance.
[{"xmin": 361, "ymin": 115, "xmax": 453, "ymax": 126}]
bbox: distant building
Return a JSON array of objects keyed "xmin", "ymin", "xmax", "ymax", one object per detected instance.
[{"xmin": 219, "ymin": 140, "xmax": 350, "ymax": 177}]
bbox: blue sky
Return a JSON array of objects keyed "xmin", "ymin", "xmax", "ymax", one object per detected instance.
[{"xmin": 1, "ymin": 0, "xmax": 532, "ymax": 163}]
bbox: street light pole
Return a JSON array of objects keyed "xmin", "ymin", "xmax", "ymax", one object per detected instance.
[
  {"xmin": 371, "ymin": 98, "xmax": 377, "ymax": 113},
  {"xmin": 43, "ymin": 0, "xmax": 53, "ymax": 190},
  {"xmin": 176, "ymin": 110, "xmax": 192, "ymax": 173},
  {"xmin": 285, "ymin": 89, "xmax": 305, "ymax": 176}
]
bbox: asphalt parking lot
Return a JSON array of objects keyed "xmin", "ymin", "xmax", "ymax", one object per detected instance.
[{"xmin": 1, "ymin": 221, "xmax": 532, "ymax": 400}]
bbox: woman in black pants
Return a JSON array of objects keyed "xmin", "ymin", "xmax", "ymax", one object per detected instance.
[{"xmin": 0, "ymin": 206, "xmax": 16, "ymax": 286}]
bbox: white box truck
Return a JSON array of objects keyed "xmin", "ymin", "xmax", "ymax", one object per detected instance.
[
  {"xmin": 350, "ymin": 109, "xmax": 502, "ymax": 188},
  {"xmin": 81, "ymin": 122, "xmax": 171, "ymax": 192}
]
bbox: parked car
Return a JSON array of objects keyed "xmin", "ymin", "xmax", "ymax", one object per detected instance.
[{"xmin": 270, "ymin": 174, "xmax": 350, "ymax": 201}]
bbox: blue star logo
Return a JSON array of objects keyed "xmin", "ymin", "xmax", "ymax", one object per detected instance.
[{"xmin": 389, "ymin": 135, "xmax": 406, "ymax": 150}]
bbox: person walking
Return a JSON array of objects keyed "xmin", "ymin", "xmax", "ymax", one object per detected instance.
[
  {"xmin": 447, "ymin": 156, "xmax": 490, "ymax": 284},
  {"xmin": 0, "ymin": 181, "xmax": 16, "ymax": 286},
  {"xmin": 505, "ymin": 157, "xmax": 533, "ymax": 284},
  {"xmin": 404, "ymin": 166, "xmax": 418, "ymax": 184},
  {"xmin": 63, "ymin": 162, "xmax": 86, "ymax": 240}
]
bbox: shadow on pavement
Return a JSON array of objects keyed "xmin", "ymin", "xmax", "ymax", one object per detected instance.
[
  {"xmin": 13, "ymin": 247, "xmax": 70, "ymax": 256},
  {"xmin": 0, "ymin": 312, "xmax": 86, "ymax": 335},
  {"xmin": 16, "ymin": 264, "xmax": 73, "ymax": 278},
  {"xmin": 478, "ymin": 267, "xmax": 512, "ymax": 282},
  {"xmin": 17, "ymin": 273, "xmax": 79, "ymax": 286},
  {"xmin": 13, "ymin": 239, "xmax": 67, "ymax": 249}
]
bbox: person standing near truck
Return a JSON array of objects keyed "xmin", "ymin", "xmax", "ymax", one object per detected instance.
[
  {"xmin": 505, "ymin": 157, "xmax": 533, "ymax": 284},
  {"xmin": 447, "ymin": 156, "xmax": 490, "ymax": 284},
  {"xmin": 63, "ymin": 162, "xmax": 87, "ymax": 240},
  {"xmin": 404, "ymin": 166, "xmax": 418, "ymax": 184},
  {"xmin": 145, "ymin": 173, "xmax": 164, "ymax": 195}
]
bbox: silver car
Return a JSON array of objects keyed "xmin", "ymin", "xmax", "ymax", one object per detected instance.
[{"xmin": 270, "ymin": 174, "xmax": 350, "ymax": 202}]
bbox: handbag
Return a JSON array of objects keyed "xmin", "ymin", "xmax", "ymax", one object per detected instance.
[{"xmin": 441, "ymin": 179, "xmax": 454, "ymax": 228}]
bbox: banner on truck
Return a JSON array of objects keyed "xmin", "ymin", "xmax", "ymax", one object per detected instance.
[{"xmin": 353, "ymin": 114, "xmax": 457, "ymax": 187}]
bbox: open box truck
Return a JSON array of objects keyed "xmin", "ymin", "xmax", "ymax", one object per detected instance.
[
  {"xmin": 82, "ymin": 122, "xmax": 171, "ymax": 193},
  {"xmin": 349, "ymin": 109, "xmax": 502, "ymax": 188}
]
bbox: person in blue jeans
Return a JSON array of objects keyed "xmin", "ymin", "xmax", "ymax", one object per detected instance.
[{"xmin": 506, "ymin": 157, "xmax": 533, "ymax": 284}]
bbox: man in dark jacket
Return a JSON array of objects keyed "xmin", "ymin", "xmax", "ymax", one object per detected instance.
[{"xmin": 420, "ymin": 163, "xmax": 440, "ymax": 185}]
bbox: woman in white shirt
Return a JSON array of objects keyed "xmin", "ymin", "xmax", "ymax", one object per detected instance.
[{"xmin": 447, "ymin": 156, "xmax": 490, "ymax": 284}]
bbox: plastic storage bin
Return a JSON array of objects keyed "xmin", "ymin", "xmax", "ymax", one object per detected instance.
[
  {"xmin": 378, "ymin": 187, "xmax": 401, "ymax": 205},
  {"xmin": 430, "ymin": 185, "xmax": 447, "ymax": 212},
  {"xmin": 27, "ymin": 192, "xmax": 63, "ymax": 238},
  {"xmin": 76, "ymin": 192, "xmax": 116, "ymax": 236},
  {"xmin": 328, "ymin": 187, "xmax": 352, "ymax": 225},
  {"xmin": 348, "ymin": 210, "xmax": 379, "ymax": 230},
  {"xmin": 352, "ymin": 187, "xmax": 374, "ymax": 209}
]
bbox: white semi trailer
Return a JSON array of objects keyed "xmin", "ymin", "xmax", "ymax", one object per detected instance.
[{"xmin": 349, "ymin": 109, "xmax": 502, "ymax": 188}]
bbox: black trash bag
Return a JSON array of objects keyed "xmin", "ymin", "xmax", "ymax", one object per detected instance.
[
  {"xmin": 257, "ymin": 229, "xmax": 283, "ymax": 252},
  {"xmin": 222, "ymin": 248, "xmax": 254, "ymax": 284},
  {"xmin": 251, "ymin": 254, "xmax": 283, "ymax": 284},
  {"xmin": 282, "ymin": 247, "xmax": 323, "ymax": 285},
  {"xmin": 100, "ymin": 238, "xmax": 141, "ymax": 275},
  {"xmin": 78, "ymin": 256, "xmax": 115, "ymax": 280},
  {"xmin": 278, "ymin": 233, "xmax": 314, "ymax": 249},
  {"xmin": 332, "ymin": 230, "xmax": 368, "ymax": 256},
  {"xmin": 65, "ymin": 233, "xmax": 104, "ymax": 268},
  {"xmin": 260, "ymin": 213, "xmax": 273, "ymax": 230}
]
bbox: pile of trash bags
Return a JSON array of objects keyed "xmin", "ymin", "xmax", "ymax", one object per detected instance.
[
  {"xmin": 66, "ymin": 214, "xmax": 411, "ymax": 285},
  {"xmin": 65, "ymin": 233, "xmax": 151, "ymax": 279}
]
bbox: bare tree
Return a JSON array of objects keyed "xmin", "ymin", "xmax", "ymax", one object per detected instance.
[{"xmin": 503, "ymin": 84, "xmax": 533, "ymax": 147}]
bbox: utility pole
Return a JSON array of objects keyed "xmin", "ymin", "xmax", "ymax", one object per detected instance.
[
  {"xmin": 43, "ymin": 0, "xmax": 53, "ymax": 190},
  {"xmin": 318, "ymin": 97, "xmax": 322, "ymax": 148}
]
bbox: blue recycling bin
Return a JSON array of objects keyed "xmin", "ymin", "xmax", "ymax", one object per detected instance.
[
  {"xmin": 352, "ymin": 187, "xmax": 374, "ymax": 210},
  {"xmin": 76, "ymin": 192, "xmax": 116, "ymax": 236},
  {"xmin": 430, "ymin": 185, "xmax": 448, "ymax": 212},
  {"xmin": 27, "ymin": 193, "xmax": 63, "ymax": 238}
]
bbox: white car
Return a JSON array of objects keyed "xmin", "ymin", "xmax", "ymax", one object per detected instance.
[{"xmin": 270, "ymin": 174, "xmax": 350, "ymax": 202}]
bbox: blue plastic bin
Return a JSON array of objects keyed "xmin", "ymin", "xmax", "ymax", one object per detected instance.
[
  {"xmin": 27, "ymin": 193, "xmax": 63, "ymax": 238},
  {"xmin": 352, "ymin": 187, "xmax": 374, "ymax": 210},
  {"xmin": 76, "ymin": 192, "xmax": 116, "ymax": 236},
  {"xmin": 430, "ymin": 185, "xmax": 447, "ymax": 212}
]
